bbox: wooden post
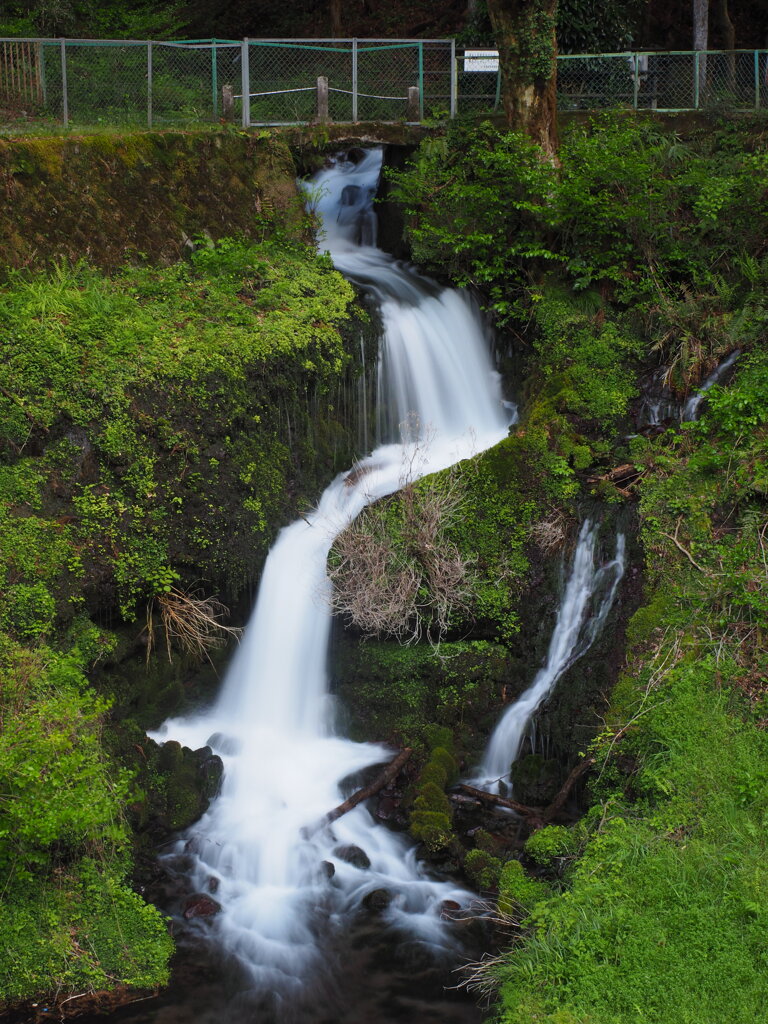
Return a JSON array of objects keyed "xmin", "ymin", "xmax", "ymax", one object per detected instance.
[
  {"xmin": 317, "ymin": 75, "xmax": 329, "ymax": 122},
  {"xmin": 406, "ymin": 85, "xmax": 419, "ymax": 121},
  {"xmin": 222, "ymin": 83, "xmax": 234, "ymax": 121}
]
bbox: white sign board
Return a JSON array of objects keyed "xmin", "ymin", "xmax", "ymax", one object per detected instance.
[{"xmin": 464, "ymin": 49, "xmax": 499, "ymax": 72}]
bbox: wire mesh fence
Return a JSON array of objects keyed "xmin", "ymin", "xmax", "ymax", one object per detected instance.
[{"xmin": 1, "ymin": 38, "xmax": 767, "ymax": 129}]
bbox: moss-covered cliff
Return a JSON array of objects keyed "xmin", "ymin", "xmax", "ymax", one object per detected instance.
[
  {"xmin": 0, "ymin": 131, "xmax": 380, "ymax": 1010},
  {"xmin": 0, "ymin": 129, "xmax": 307, "ymax": 272}
]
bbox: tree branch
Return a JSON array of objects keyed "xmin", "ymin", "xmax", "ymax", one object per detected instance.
[{"xmin": 304, "ymin": 747, "xmax": 412, "ymax": 838}]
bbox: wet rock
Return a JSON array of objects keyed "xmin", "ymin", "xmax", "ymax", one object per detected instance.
[
  {"xmin": 510, "ymin": 754, "xmax": 560, "ymax": 806},
  {"xmin": 321, "ymin": 860, "xmax": 336, "ymax": 879},
  {"xmin": 197, "ymin": 750, "xmax": 224, "ymax": 799},
  {"xmin": 362, "ymin": 888, "xmax": 392, "ymax": 912},
  {"xmin": 183, "ymin": 893, "xmax": 222, "ymax": 919},
  {"xmin": 165, "ymin": 852, "xmax": 195, "ymax": 874},
  {"xmin": 376, "ymin": 795, "xmax": 397, "ymax": 820},
  {"xmin": 207, "ymin": 876, "xmax": 220, "ymax": 894},
  {"xmin": 334, "ymin": 844, "xmax": 371, "ymax": 870}
]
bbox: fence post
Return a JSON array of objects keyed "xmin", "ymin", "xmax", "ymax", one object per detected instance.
[
  {"xmin": 694, "ymin": 50, "xmax": 700, "ymax": 108},
  {"xmin": 755, "ymin": 50, "xmax": 761, "ymax": 110},
  {"xmin": 352, "ymin": 38, "xmax": 358, "ymax": 121},
  {"xmin": 59, "ymin": 38, "xmax": 68, "ymax": 127},
  {"xmin": 418, "ymin": 40, "xmax": 424, "ymax": 120},
  {"xmin": 212, "ymin": 40, "xmax": 219, "ymax": 120},
  {"xmin": 147, "ymin": 41, "xmax": 153, "ymax": 128},
  {"xmin": 407, "ymin": 85, "xmax": 419, "ymax": 122},
  {"xmin": 241, "ymin": 38, "xmax": 250, "ymax": 127},
  {"xmin": 317, "ymin": 76, "xmax": 329, "ymax": 122},
  {"xmin": 222, "ymin": 84, "xmax": 234, "ymax": 121},
  {"xmin": 632, "ymin": 53, "xmax": 639, "ymax": 109},
  {"xmin": 450, "ymin": 38, "xmax": 456, "ymax": 118}
]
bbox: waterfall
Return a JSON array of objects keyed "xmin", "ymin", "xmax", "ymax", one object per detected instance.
[
  {"xmin": 639, "ymin": 349, "xmax": 741, "ymax": 427},
  {"xmin": 680, "ymin": 348, "xmax": 741, "ymax": 422},
  {"xmin": 475, "ymin": 521, "xmax": 625, "ymax": 793},
  {"xmin": 151, "ymin": 148, "xmax": 511, "ymax": 992}
]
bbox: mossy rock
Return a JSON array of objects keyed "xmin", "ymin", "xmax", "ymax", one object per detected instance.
[{"xmin": 464, "ymin": 848, "xmax": 503, "ymax": 890}]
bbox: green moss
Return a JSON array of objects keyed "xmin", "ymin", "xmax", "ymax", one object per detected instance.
[
  {"xmin": 0, "ymin": 130, "xmax": 307, "ymax": 274},
  {"xmin": 408, "ymin": 727, "xmax": 459, "ymax": 854},
  {"xmin": 335, "ymin": 639, "xmax": 513, "ymax": 749},
  {"xmin": 525, "ymin": 825, "xmax": 575, "ymax": 866},
  {"xmin": 408, "ymin": 810, "xmax": 453, "ymax": 853},
  {"xmin": 464, "ymin": 848, "xmax": 503, "ymax": 890}
]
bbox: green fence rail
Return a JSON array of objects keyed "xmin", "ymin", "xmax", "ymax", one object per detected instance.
[{"xmin": 1, "ymin": 38, "xmax": 767, "ymax": 129}]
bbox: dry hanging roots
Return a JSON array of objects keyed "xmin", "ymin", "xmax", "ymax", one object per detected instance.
[
  {"xmin": 327, "ymin": 474, "xmax": 474, "ymax": 645},
  {"xmin": 146, "ymin": 586, "xmax": 242, "ymax": 664}
]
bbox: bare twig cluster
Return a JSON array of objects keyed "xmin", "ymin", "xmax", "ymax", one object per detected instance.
[
  {"xmin": 529, "ymin": 507, "xmax": 571, "ymax": 553},
  {"xmin": 146, "ymin": 586, "xmax": 241, "ymax": 664},
  {"xmin": 328, "ymin": 467, "xmax": 475, "ymax": 645}
]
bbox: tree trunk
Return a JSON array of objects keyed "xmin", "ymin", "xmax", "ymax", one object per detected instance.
[
  {"xmin": 693, "ymin": 0, "xmax": 709, "ymax": 97},
  {"xmin": 712, "ymin": 0, "xmax": 735, "ymax": 91},
  {"xmin": 485, "ymin": 0, "xmax": 559, "ymax": 158},
  {"xmin": 692, "ymin": 0, "xmax": 709, "ymax": 50},
  {"xmin": 330, "ymin": 0, "xmax": 343, "ymax": 38}
]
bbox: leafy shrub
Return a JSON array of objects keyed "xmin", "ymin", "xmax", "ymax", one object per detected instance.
[{"xmin": 525, "ymin": 825, "xmax": 574, "ymax": 866}]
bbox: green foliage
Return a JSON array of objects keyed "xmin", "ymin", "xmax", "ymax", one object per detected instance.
[
  {"xmin": 0, "ymin": 862, "xmax": 172, "ymax": 1001},
  {"xmin": 459, "ymin": 0, "xmax": 643, "ymax": 54},
  {"xmin": 532, "ymin": 289, "xmax": 641, "ymax": 428},
  {"xmin": 492, "ymin": 348, "xmax": 768, "ymax": 1023},
  {"xmin": 388, "ymin": 123, "xmax": 559, "ymax": 323},
  {"xmin": 0, "ymin": 659, "xmax": 128, "ymax": 881},
  {"xmin": 391, "ymin": 115, "xmax": 768, "ymax": 389},
  {"xmin": 0, "ymin": 0, "xmax": 184, "ymax": 38},
  {"xmin": 557, "ymin": 0, "xmax": 643, "ymax": 54},
  {"xmin": 525, "ymin": 825, "xmax": 575, "ymax": 866},
  {"xmin": 0, "ymin": 640, "xmax": 172, "ymax": 1002},
  {"xmin": 0, "ymin": 223, "xmax": 362, "ymax": 1005},
  {"xmin": 0, "ymin": 236, "xmax": 357, "ymax": 628},
  {"xmin": 497, "ymin": 859, "xmax": 550, "ymax": 917}
]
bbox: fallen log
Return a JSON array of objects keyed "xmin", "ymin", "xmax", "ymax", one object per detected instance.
[
  {"xmin": 452, "ymin": 784, "xmax": 545, "ymax": 827},
  {"xmin": 304, "ymin": 747, "xmax": 412, "ymax": 839},
  {"xmin": 454, "ymin": 720, "xmax": 637, "ymax": 832},
  {"xmin": 538, "ymin": 755, "xmax": 595, "ymax": 824}
]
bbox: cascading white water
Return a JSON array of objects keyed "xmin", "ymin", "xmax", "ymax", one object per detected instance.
[
  {"xmin": 151, "ymin": 148, "xmax": 511, "ymax": 992},
  {"xmin": 474, "ymin": 521, "xmax": 625, "ymax": 793},
  {"xmin": 640, "ymin": 349, "xmax": 741, "ymax": 427}
]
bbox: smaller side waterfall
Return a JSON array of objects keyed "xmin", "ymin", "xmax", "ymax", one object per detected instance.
[
  {"xmin": 475, "ymin": 521, "xmax": 625, "ymax": 793},
  {"xmin": 680, "ymin": 349, "xmax": 741, "ymax": 422},
  {"xmin": 639, "ymin": 349, "xmax": 741, "ymax": 428}
]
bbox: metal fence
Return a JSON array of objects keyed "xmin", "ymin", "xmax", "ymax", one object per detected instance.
[
  {"xmin": 1, "ymin": 38, "xmax": 768, "ymax": 129},
  {"xmin": 459, "ymin": 48, "xmax": 768, "ymax": 114}
]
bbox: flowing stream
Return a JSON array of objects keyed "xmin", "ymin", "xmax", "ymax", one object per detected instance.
[
  {"xmin": 151, "ymin": 148, "xmax": 511, "ymax": 1002},
  {"xmin": 474, "ymin": 521, "xmax": 625, "ymax": 794}
]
